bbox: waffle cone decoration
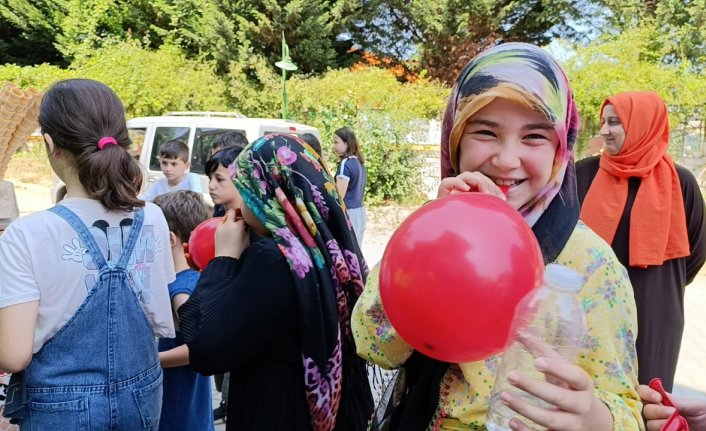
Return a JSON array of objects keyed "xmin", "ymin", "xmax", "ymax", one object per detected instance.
[{"xmin": 0, "ymin": 81, "xmax": 42, "ymax": 180}]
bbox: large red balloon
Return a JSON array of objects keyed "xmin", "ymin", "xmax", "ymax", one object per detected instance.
[
  {"xmin": 188, "ymin": 217, "xmax": 221, "ymax": 270},
  {"xmin": 379, "ymin": 193, "xmax": 543, "ymax": 363}
]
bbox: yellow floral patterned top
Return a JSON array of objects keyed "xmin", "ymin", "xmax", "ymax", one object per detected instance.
[{"xmin": 352, "ymin": 221, "xmax": 644, "ymax": 430}]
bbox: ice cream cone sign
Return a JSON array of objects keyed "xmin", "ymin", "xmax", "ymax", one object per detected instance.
[{"xmin": 0, "ymin": 81, "xmax": 42, "ymax": 181}]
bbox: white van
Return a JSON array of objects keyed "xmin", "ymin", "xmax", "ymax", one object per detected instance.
[{"xmin": 51, "ymin": 112, "xmax": 321, "ymax": 203}]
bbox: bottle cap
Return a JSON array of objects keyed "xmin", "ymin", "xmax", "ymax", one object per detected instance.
[{"xmin": 543, "ymin": 264, "xmax": 582, "ymax": 292}]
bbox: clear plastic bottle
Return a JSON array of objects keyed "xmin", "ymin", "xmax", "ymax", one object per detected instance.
[{"xmin": 485, "ymin": 264, "xmax": 586, "ymax": 431}]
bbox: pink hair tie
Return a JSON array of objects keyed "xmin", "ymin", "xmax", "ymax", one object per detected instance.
[{"xmin": 97, "ymin": 136, "xmax": 118, "ymax": 150}]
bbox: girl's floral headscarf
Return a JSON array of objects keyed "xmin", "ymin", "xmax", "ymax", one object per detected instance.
[
  {"xmin": 441, "ymin": 42, "xmax": 581, "ymax": 263},
  {"xmin": 234, "ymin": 134, "xmax": 372, "ymax": 431}
]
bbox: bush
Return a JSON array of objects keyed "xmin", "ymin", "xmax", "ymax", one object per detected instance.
[{"xmin": 285, "ymin": 67, "xmax": 447, "ymax": 205}]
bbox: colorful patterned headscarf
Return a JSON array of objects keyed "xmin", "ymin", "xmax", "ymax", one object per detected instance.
[
  {"xmin": 440, "ymin": 42, "xmax": 580, "ymax": 263},
  {"xmin": 234, "ymin": 134, "xmax": 372, "ymax": 431}
]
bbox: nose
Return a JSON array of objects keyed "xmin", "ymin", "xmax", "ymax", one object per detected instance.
[
  {"xmin": 492, "ymin": 142, "xmax": 521, "ymax": 170},
  {"xmin": 208, "ymin": 178, "xmax": 216, "ymax": 191},
  {"xmin": 599, "ymin": 122, "xmax": 610, "ymax": 136}
]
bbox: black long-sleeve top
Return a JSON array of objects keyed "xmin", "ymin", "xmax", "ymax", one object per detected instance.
[
  {"xmin": 576, "ymin": 156, "xmax": 706, "ymax": 391},
  {"xmin": 178, "ymin": 237, "xmax": 312, "ymax": 430}
]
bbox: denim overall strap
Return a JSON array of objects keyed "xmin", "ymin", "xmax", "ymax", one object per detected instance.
[{"xmin": 46, "ymin": 205, "xmax": 144, "ymax": 272}]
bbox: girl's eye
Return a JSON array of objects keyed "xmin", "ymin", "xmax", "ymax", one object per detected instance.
[{"xmin": 471, "ymin": 130, "xmax": 496, "ymax": 137}]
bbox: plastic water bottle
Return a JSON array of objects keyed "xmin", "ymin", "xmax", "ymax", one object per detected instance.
[{"xmin": 486, "ymin": 264, "xmax": 586, "ymax": 431}]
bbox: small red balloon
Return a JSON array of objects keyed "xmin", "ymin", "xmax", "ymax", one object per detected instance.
[
  {"xmin": 379, "ymin": 193, "xmax": 544, "ymax": 363},
  {"xmin": 188, "ymin": 217, "xmax": 221, "ymax": 270}
]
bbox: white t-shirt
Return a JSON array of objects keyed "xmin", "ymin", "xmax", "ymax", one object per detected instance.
[
  {"xmin": 141, "ymin": 172, "xmax": 202, "ymax": 202},
  {"xmin": 0, "ymin": 198, "xmax": 176, "ymax": 353}
]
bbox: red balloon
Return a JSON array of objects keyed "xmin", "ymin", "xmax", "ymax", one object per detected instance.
[
  {"xmin": 379, "ymin": 193, "xmax": 543, "ymax": 363},
  {"xmin": 188, "ymin": 217, "xmax": 221, "ymax": 270}
]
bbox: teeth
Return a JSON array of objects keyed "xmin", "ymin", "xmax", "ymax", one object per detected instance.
[{"xmin": 494, "ymin": 179, "xmax": 520, "ymax": 186}]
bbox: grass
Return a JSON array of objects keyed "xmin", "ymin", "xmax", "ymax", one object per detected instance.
[{"xmin": 3, "ymin": 139, "xmax": 54, "ymax": 187}]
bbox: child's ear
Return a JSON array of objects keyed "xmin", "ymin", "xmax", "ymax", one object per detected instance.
[
  {"xmin": 185, "ymin": 160, "xmax": 191, "ymax": 170},
  {"xmin": 43, "ymin": 133, "xmax": 60, "ymax": 157},
  {"xmin": 168, "ymin": 232, "xmax": 179, "ymax": 247}
]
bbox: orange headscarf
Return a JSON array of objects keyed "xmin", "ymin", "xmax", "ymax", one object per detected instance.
[{"xmin": 580, "ymin": 91, "xmax": 689, "ymax": 267}]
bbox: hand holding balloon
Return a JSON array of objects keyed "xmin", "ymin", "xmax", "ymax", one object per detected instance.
[{"xmin": 379, "ymin": 192, "xmax": 543, "ymax": 363}]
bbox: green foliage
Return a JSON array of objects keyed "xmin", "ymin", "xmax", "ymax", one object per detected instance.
[
  {"xmin": 357, "ymin": 117, "xmax": 426, "ymax": 206},
  {"xmin": 0, "ymin": 63, "xmax": 74, "ymax": 89},
  {"xmin": 1, "ymin": 42, "xmax": 229, "ymax": 117},
  {"xmin": 72, "ymin": 42, "xmax": 228, "ymax": 117},
  {"xmin": 0, "ymin": 0, "xmax": 66, "ymax": 65},
  {"xmin": 284, "ymin": 67, "xmax": 447, "ymax": 205},
  {"xmin": 599, "ymin": 0, "xmax": 706, "ymax": 67}
]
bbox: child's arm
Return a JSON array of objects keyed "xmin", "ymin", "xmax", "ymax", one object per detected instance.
[
  {"xmin": 159, "ymin": 344, "xmax": 190, "ymax": 368},
  {"xmin": 158, "ymin": 292, "xmax": 191, "ymax": 368},
  {"xmin": 0, "ymin": 301, "xmax": 38, "ymax": 373},
  {"xmin": 351, "ymin": 264, "xmax": 414, "ymax": 369}
]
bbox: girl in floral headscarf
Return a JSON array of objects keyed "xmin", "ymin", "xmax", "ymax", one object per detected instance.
[
  {"xmin": 352, "ymin": 43, "xmax": 643, "ymax": 430},
  {"xmin": 179, "ymin": 134, "xmax": 374, "ymax": 431}
]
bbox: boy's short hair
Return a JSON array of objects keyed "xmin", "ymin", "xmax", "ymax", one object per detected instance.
[
  {"xmin": 159, "ymin": 140, "xmax": 190, "ymax": 163},
  {"xmin": 153, "ymin": 190, "xmax": 210, "ymax": 242},
  {"xmin": 212, "ymin": 131, "xmax": 248, "ymax": 152},
  {"xmin": 205, "ymin": 146, "xmax": 244, "ymax": 178}
]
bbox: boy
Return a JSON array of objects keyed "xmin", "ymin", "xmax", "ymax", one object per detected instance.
[
  {"xmin": 210, "ymin": 130, "xmax": 248, "ymax": 157},
  {"xmin": 142, "ymin": 140, "xmax": 201, "ymax": 201},
  {"xmin": 206, "ymin": 145, "xmax": 245, "ymax": 218},
  {"xmin": 152, "ymin": 190, "xmax": 214, "ymax": 431}
]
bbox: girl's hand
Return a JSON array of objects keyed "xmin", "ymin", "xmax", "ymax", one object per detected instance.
[
  {"xmin": 500, "ymin": 334, "xmax": 613, "ymax": 431},
  {"xmin": 638, "ymin": 384, "xmax": 706, "ymax": 431},
  {"xmin": 215, "ymin": 208, "xmax": 250, "ymax": 259},
  {"xmin": 502, "ymin": 356, "xmax": 612, "ymax": 431},
  {"xmin": 437, "ymin": 171, "xmax": 505, "ymax": 200}
]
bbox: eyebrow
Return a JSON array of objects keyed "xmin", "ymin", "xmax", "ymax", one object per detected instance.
[{"xmin": 468, "ymin": 118, "xmax": 554, "ymax": 130}]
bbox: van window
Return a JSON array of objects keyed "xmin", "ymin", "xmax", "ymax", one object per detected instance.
[
  {"xmin": 150, "ymin": 127, "xmax": 191, "ymax": 171},
  {"xmin": 191, "ymin": 128, "xmax": 247, "ymax": 174},
  {"xmin": 127, "ymin": 127, "xmax": 146, "ymax": 159}
]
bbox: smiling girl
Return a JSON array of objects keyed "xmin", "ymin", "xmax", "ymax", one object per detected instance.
[{"xmin": 353, "ymin": 43, "xmax": 643, "ymax": 431}]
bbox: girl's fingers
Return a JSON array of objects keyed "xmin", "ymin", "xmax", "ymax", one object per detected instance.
[
  {"xmin": 506, "ymin": 368, "xmax": 587, "ymax": 414},
  {"xmin": 643, "ymin": 403, "xmax": 675, "ymax": 421},
  {"xmin": 532, "ymin": 356, "xmax": 593, "ymax": 393},
  {"xmin": 637, "ymin": 384, "xmax": 663, "ymax": 404},
  {"xmin": 501, "ymin": 390, "xmax": 573, "ymax": 430}
]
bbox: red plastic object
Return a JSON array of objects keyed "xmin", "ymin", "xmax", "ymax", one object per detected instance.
[
  {"xmin": 649, "ymin": 378, "xmax": 690, "ymax": 431},
  {"xmin": 379, "ymin": 192, "xmax": 544, "ymax": 363}
]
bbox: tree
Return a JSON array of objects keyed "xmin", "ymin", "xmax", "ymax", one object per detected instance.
[
  {"xmin": 597, "ymin": 0, "xmax": 706, "ymax": 67},
  {"xmin": 347, "ymin": 0, "xmax": 602, "ymax": 83},
  {"xmin": 0, "ymin": 0, "xmax": 66, "ymax": 65}
]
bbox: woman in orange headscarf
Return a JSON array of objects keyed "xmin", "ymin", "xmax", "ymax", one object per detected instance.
[{"xmin": 576, "ymin": 91, "xmax": 706, "ymax": 392}]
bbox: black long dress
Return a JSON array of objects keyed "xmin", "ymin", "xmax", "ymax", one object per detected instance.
[
  {"xmin": 178, "ymin": 238, "xmax": 313, "ymax": 430},
  {"xmin": 576, "ymin": 156, "xmax": 706, "ymax": 391}
]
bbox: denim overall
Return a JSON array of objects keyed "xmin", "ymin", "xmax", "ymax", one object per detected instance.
[{"xmin": 4, "ymin": 205, "xmax": 163, "ymax": 430}]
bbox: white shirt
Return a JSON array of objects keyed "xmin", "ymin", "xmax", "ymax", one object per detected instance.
[
  {"xmin": 0, "ymin": 198, "xmax": 176, "ymax": 352},
  {"xmin": 141, "ymin": 172, "xmax": 202, "ymax": 202}
]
